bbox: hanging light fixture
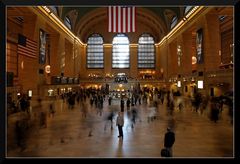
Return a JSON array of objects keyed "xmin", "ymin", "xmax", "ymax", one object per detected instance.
[
  {"xmin": 192, "ymin": 56, "xmax": 197, "ymax": 65},
  {"xmin": 45, "ymin": 65, "xmax": 51, "ymax": 74}
]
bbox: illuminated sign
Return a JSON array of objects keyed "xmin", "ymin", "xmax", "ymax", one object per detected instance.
[
  {"xmin": 177, "ymin": 81, "xmax": 181, "ymax": 87},
  {"xmin": 197, "ymin": 80, "xmax": 203, "ymax": 89},
  {"xmin": 28, "ymin": 90, "xmax": 32, "ymax": 97}
]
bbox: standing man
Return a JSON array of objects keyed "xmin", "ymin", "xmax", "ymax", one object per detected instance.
[
  {"xmin": 116, "ymin": 112, "xmax": 124, "ymax": 139},
  {"xmin": 164, "ymin": 127, "xmax": 175, "ymax": 157}
]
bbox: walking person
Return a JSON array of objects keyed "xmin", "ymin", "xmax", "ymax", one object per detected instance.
[
  {"xmin": 104, "ymin": 111, "xmax": 114, "ymax": 131},
  {"xmin": 160, "ymin": 93, "xmax": 164, "ymax": 105},
  {"xmin": 163, "ymin": 127, "xmax": 175, "ymax": 157},
  {"xmin": 210, "ymin": 98, "xmax": 220, "ymax": 123},
  {"xmin": 130, "ymin": 107, "xmax": 138, "ymax": 128},
  {"xmin": 116, "ymin": 112, "xmax": 124, "ymax": 139},
  {"xmin": 108, "ymin": 96, "xmax": 112, "ymax": 106},
  {"xmin": 138, "ymin": 96, "xmax": 142, "ymax": 105},
  {"xmin": 81, "ymin": 101, "xmax": 88, "ymax": 118},
  {"xmin": 49, "ymin": 102, "xmax": 55, "ymax": 118},
  {"xmin": 126, "ymin": 98, "xmax": 131, "ymax": 110},
  {"xmin": 120, "ymin": 98, "xmax": 125, "ymax": 112},
  {"xmin": 15, "ymin": 119, "xmax": 28, "ymax": 151}
]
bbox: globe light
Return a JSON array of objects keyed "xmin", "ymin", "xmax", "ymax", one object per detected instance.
[
  {"xmin": 45, "ymin": 65, "xmax": 51, "ymax": 73},
  {"xmin": 192, "ymin": 56, "xmax": 197, "ymax": 65}
]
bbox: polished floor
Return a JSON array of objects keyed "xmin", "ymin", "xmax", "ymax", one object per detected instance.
[{"xmin": 7, "ymin": 96, "xmax": 234, "ymax": 158}]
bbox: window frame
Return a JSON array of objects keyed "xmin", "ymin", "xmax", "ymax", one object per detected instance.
[
  {"xmin": 184, "ymin": 6, "xmax": 193, "ymax": 15},
  {"xmin": 49, "ymin": 6, "xmax": 59, "ymax": 15},
  {"xmin": 137, "ymin": 33, "xmax": 156, "ymax": 69},
  {"xmin": 64, "ymin": 16, "xmax": 72, "ymax": 30},
  {"xmin": 86, "ymin": 34, "xmax": 104, "ymax": 69},
  {"xmin": 170, "ymin": 16, "xmax": 178, "ymax": 29},
  {"xmin": 112, "ymin": 33, "xmax": 130, "ymax": 69}
]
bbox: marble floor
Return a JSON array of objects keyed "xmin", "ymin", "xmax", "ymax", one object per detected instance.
[{"xmin": 6, "ymin": 97, "xmax": 234, "ymax": 158}]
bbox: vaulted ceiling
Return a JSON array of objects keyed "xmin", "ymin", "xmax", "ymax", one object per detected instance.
[
  {"xmin": 50, "ymin": 6, "xmax": 186, "ymax": 42},
  {"xmin": 55, "ymin": 6, "xmax": 186, "ymax": 43},
  {"xmin": 7, "ymin": 6, "xmax": 234, "ymax": 44},
  {"xmin": 60, "ymin": 6, "xmax": 183, "ymax": 27}
]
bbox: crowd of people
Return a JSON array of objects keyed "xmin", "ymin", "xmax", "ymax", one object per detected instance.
[{"xmin": 7, "ymin": 86, "xmax": 233, "ymax": 156}]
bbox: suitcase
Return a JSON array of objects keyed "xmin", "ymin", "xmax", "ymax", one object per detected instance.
[{"xmin": 161, "ymin": 148, "xmax": 170, "ymax": 157}]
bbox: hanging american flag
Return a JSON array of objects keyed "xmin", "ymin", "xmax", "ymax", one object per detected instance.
[
  {"xmin": 17, "ymin": 34, "xmax": 37, "ymax": 59},
  {"xmin": 108, "ymin": 6, "xmax": 136, "ymax": 33}
]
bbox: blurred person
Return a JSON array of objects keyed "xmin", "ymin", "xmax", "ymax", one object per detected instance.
[
  {"xmin": 120, "ymin": 98, "xmax": 125, "ymax": 112},
  {"xmin": 104, "ymin": 110, "xmax": 115, "ymax": 131},
  {"xmin": 210, "ymin": 98, "xmax": 220, "ymax": 123},
  {"xmin": 126, "ymin": 98, "xmax": 131, "ymax": 110},
  {"xmin": 163, "ymin": 127, "xmax": 175, "ymax": 157},
  {"xmin": 116, "ymin": 112, "xmax": 124, "ymax": 139},
  {"xmin": 108, "ymin": 96, "xmax": 112, "ymax": 106},
  {"xmin": 49, "ymin": 102, "xmax": 56, "ymax": 118}
]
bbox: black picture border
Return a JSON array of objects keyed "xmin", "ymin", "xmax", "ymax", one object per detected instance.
[{"xmin": 1, "ymin": 0, "xmax": 239, "ymax": 162}]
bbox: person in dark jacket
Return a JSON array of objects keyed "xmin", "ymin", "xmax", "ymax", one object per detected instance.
[
  {"xmin": 164, "ymin": 127, "xmax": 175, "ymax": 157},
  {"xmin": 120, "ymin": 98, "xmax": 125, "ymax": 112},
  {"xmin": 108, "ymin": 96, "xmax": 112, "ymax": 106}
]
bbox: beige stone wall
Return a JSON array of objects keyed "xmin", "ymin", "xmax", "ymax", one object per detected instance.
[
  {"xmin": 158, "ymin": 7, "xmax": 233, "ymax": 96},
  {"xmin": 6, "ymin": 7, "xmax": 233, "ymax": 98},
  {"xmin": 7, "ymin": 7, "xmax": 83, "ymax": 98}
]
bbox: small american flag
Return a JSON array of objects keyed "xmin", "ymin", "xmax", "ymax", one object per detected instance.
[
  {"xmin": 108, "ymin": 6, "xmax": 136, "ymax": 33},
  {"xmin": 17, "ymin": 34, "xmax": 37, "ymax": 59}
]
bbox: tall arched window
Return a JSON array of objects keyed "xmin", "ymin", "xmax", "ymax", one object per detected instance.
[
  {"xmin": 112, "ymin": 34, "xmax": 130, "ymax": 68},
  {"xmin": 49, "ymin": 6, "xmax": 58, "ymax": 15},
  {"xmin": 64, "ymin": 16, "xmax": 72, "ymax": 30},
  {"xmin": 138, "ymin": 34, "xmax": 155, "ymax": 68},
  {"xmin": 170, "ymin": 16, "xmax": 178, "ymax": 29},
  {"xmin": 87, "ymin": 34, "xmax": 104, "ymax": 68},
  {"xmin": 184, "ymin": 6, "xmax": 193, "ymax": 15}
]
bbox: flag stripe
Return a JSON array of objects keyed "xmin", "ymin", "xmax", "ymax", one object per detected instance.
[
  {"xmin": 126, "ymin": 8, "xmax": 128, "ymax": 32},
  {"xmin": 113, "ymin": 6, "xmax": 116, "ymax": 32},
  {"xmin": 108, "ymin": 6, "xmax": 136, "ymax": 33},
  {"xmin": 108, "ymin": 7, "xmax": 112, "ymax": 32},
  {"xmin": 132, "ymin": 7, "xmax": 135, "ymax": 32},
  {"xmin": 127, "ymin": 7, "xmax": 130, "ymax": 32},
  {"xmin": 111, "ymin": 7, "xmax": 114, "ymax": 32},
  {"xmin": 123, "ymin": 8, "xmax": 126, "ymax": 33},
  {"xmin": 116, "ymin": 6, "xmax": 119, "ymax": 32},
  {"xmin": 116, "ymin": 6, "xmax": 118, "ymax": 32},
  {"xmin": 18, "ymin": 38, "xmax": 37, "ymax": 59},
  {"xmin": 121, "ymin": 7, "xmax": 124, "ymax": 32},
  {"xmin": 118, "ymin": 6, "xmax": 121, "ymax": 32},
  {"xmin": 130, "ymin": 7, "xmax": 132, "ymax": 32}
]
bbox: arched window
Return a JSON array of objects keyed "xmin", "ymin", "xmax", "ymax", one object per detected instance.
[
  {"xmin": 49, "ymin": 6, "xmax": 58, "ymax": 15},
  {"xmin": 87, "ymin": 34, "xmax": 104, "ymax": 68},
  {"xmin": 170, "ymin": 16, "xmax": 178, "ymax": 29},
  {"xmin": 64, "ymin": 16, "xmax": 72, "ymax": 30},
  {"xmin": 184, "ymin": 6, "xmax": 193, "ymax": 15},
  {"xmin": 112, "ymin": 34, "xmax": 130, "ymax": 68},
  {"xmin": 138, "ymin": 34, "xmax": 155, "ymax": 68}
]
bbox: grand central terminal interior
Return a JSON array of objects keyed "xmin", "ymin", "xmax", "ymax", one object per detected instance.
[{"xmin": 6, "ymin": 6, "xmax": 234, "ymax": 158}]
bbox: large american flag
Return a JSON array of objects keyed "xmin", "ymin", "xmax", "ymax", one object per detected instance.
[
  {"xmin": 17, "ymin": 34, "xmax": 37, "ymax": 59},
  {"xmin": 108, "ymin": 6, "xmax": 136, "ymax": 33}
]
